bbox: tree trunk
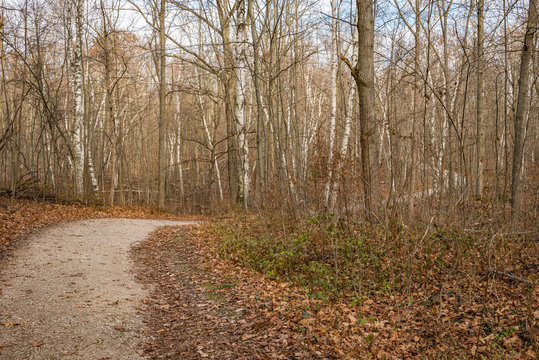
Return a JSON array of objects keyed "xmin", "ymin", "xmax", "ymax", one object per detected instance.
[
  {"xmin": 324, "ymin": 0, "xmax": 338, "ymax": 208},
  {"xmin": 216, "ymin": 0, "xmax": 239, "ymax": 204},
  {"xmin": 353, "ymin": 0, "xmax": 378, "ymax": 218},
  {"xmin": 474, "ymin": 0, "xmax": 485, "ymax": 197},
  {"xmin": 234, "ymin": 0, "xmax": 250, "ymax": 208},
  {"xmin": 157, "ymin": 0, "xmax": 167, "ymax": 209},
  {"xmin": 98, "ymin": 0, "xmax": 116, "ymax": 205},
  {"xmin": 409, "ymin": 0, "xmax": 420, "ymax": 215},
  {"xmin": 248, "ymin": 0, "xmax": 266, "ymax": 191},
  {"xmin": 71, "ymin": 0, "xmax": 84, "ymax": 198},
  {"xmin": 511, "ymin": 0, "xmax": 537, "ymax": 221}
]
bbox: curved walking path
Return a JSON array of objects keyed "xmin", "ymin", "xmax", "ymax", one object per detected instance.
[{"xmin": 0, "ymin": 218, "xmax": 196, "ymax": 360}]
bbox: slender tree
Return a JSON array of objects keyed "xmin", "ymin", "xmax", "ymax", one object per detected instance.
[
  {"xmin": 324, "ymin": 0, "xmax": 338, "ymax": 207},
  {"xmin": 157, "ymin": 0, "xmax": 167, "ymax": 209},
  {"xmin": 511, "ymin": 0, "xmax": 538, "ymax": 221},
  {"xmin": 234, "ymin": 0, "xmax": 250, "ymax": 208},
  {"xmin": 474, "ymin": 0, "xmax": 485, "ymax": 198},
  {"xmin": 71, "ymin": 0, "xmax": 85, "ymax": 198}
]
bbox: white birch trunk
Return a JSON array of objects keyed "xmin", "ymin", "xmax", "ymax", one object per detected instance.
[
  {"xmin": 324, "ymin": 0, "xmax": 338, "ymax": 207},
  {"xmin": 70, "ymin": 0, "xmax": 84, "ymax": 197},
  {"xmin": 330, "ymin": 23, "xmax": 357, "ymax": 207},
  {"xmin": 286, "ymin": 103, "xmax": 296, "ymax": 178},
  {"xmin": 85, "ymin": 121, "xmax": 99, "ymax": 192},
  {"xmin": 340, "ymin": 83, "xmax": 355, "ymax": 158},
  {"xmin": 175, "ymin": 95, "xmax": 185, "ymax": 203},
  {"xmin": 234, "ymin": 0, "xmax": 250, "ymax": 208},
  {"xmin": 197, "ymin": 85, "xmax": 224, "ymax": 202},
  {"xmin": 85, "ymin": 67, "xmax": 98, "ymax": 193}
]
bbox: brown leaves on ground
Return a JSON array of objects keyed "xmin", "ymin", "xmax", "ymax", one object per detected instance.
[
  {"xmin": 132, "ymin": 227, "xmax": 303, "ymax": 359},
  {"xmin": 3, "ymin": 197, "xmax": 535, "ymax": 358},
  {"xmin": 132, "ymin": 225, "xmax": 538, "ymax": 359}
]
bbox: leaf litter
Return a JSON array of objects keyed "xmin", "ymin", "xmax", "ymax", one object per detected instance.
[
  {"xmin": 1, "ymin": 197, "xmax": 535, "ymax": 359},
  {"xmin": 132, "ymin": 225, "xmax": 538, "ymax": 359}
]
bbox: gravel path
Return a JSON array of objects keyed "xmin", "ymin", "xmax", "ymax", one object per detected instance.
[{"xmin": 0, "ymin": 218, "xmax": 196, "ymax": 360}]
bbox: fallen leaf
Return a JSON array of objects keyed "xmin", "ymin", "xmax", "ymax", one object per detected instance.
[{"xmin": 1, "ymin": 322, "xmax": 20, "ymax": 327}]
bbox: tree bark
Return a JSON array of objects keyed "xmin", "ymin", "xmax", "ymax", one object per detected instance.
[
  {"xmin": 71, "ymin": 0, "xmax": 84, "ymax": 198},
  {"xmin": 248, "ymin": 0, "xmax": 266, "ymax": 191},
  {"xmin": 234, "ymin": 0, "xmax": 251, "ymax": 208},
  {"xmin": 353, "ymin": 0, "xmax": 379, "ymax": 218},
  {"xmin": 475, "ymin": 0, "xmax": 485, "ymax": 197},
  {"xmin": 324, "ymin": 0, "xmax": 338, "ymax": 208},
  {"xmin": 216, "ymin": 0, "xmax": 239, "ymax": 204},
  {"xmin": 157, "ymin": 0, "xmax": 167, "ymax": 209},
  {"xmin": 511, "ymin": 0, "xmax": 537, "ymax": 221},
  {"xmin": 409, "ymin": 0, "xmax": 420, "ymax": 215}
]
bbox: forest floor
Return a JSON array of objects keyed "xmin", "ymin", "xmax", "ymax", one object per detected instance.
[
  {"xmin": 132, "ymin": 215, "xmax": 537, "ymax": 359},
  {"xmin": 0, "ymin": 198, "xmax": 536, "ymax": 359},
  {"xmin": 132, "ymin": 226, "xmax": 304, "ymax": 359}
]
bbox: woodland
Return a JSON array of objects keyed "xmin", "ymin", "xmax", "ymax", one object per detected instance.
[{"xmin": 0, "ymin": 0, "xmax": 537, "ymax": 358}]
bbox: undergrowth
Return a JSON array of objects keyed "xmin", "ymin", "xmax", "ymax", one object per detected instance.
[
  {"xmin": 205, "ymin": 212, "xmax": 538, "ymax": 357},
  {"xmin": 211, "ymin": 213, "xmax": 529, "ymax": 301}
]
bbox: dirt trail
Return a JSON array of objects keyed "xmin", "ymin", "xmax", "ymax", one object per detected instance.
[{"xmin": 0, "ymin": 218, "xmax": 196, "ymax": 360}]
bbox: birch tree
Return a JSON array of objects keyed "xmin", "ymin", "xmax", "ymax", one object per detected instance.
[
  {"xmin": 70, "ymin": 0, "xmax": 85, "ymax": 198},
  {"xmin": 324, "ymin": 0, "xmax": 338, "ymax": 207},
  {"xmin": 233, "ymin": 0, "xmax": 250, "ymax": 208}
]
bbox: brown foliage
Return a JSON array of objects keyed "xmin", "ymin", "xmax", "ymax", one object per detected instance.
[{"xmin": 190, "ymin": 216, "xmax": 538, "ymax": 359}]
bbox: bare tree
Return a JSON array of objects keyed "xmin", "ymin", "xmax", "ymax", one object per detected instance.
[
  {"xmin": 233, "ymin": 0, "xmax": 250, "ymax": 208},
  {"xmin": 70, "ymin": 0, "xmax": 85, "ymax": 198},
  {"xmin": 157, "ymin": 0, "xmax": 167, "ymax": 209},
  {"xmin": 343, "ymin": 0, "xmax": 379, "ymax": 217},
  {"xmin": 474, "ymin": 0, "xmax": 484, "ymax": 198},
  {"xmin": 511, "ymin": 0, "xmax": 538, "ymax": 221},
  {"xmin": 324, "ymin": 0, "xmax": 338, "ymax": 208}
]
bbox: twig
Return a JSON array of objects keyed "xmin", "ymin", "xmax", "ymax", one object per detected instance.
[
  {"xmin": 410, "ymin": 216, "xmax": 435, "ymax": 259},
  {"xmin": 500, "ymin": 231, "xmax": 536, "ymax": 237},
  {"xmin": 489, "ymin": 269, "xmax": 532, "ymax": 284}
]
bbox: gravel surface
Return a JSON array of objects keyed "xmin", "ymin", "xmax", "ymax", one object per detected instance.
[{"xmin": 0, "ymin": 218, "xmax": 196, "ymax": 360}]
